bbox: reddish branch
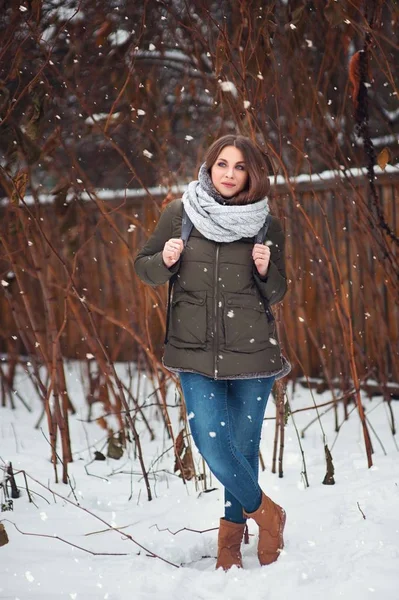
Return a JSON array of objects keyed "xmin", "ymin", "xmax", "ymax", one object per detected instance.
[
  {"xmin": 0, "ymin": 466, "xmax": 179, "ymax": 568},
  {"xmin": 2, "ymin": 520, "xmax": 129, "ymax": 556}
]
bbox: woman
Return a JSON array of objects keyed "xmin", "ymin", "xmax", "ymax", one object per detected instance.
[{"xmin": 134, "ymin": 135, "xmax": 291, "ymax": 571}]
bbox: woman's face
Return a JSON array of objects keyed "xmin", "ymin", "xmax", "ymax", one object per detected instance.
[{"xmin": 210, "ymin": 145, "xmax": 249, "ymax": 198}]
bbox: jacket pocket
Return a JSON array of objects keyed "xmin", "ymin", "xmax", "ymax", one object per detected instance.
[
  {"xmin": 222, "ymin": 292, "xmax": 272, "ymax": 353},
  {"xmin": 168, "ymin": 290, "xmax": 207, "ymax": 349}
]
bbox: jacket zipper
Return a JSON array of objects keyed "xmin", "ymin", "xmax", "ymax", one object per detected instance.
[{"xmin": 214, "ymin": 244, "xmax": 220, "ymax": 379}]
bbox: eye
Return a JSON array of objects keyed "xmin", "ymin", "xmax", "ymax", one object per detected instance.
[
  {"xmin": 236, "ymin": 165, "xmax": 245, "ymax": 170},
  {"xmin": 217, "ymin": 161, "xmax": 226, "ymax": 167}
]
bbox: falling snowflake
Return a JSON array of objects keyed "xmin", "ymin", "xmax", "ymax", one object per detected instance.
[{"xmin": 219, "ymin": 81, "xmax": 238, "ymax": 97}]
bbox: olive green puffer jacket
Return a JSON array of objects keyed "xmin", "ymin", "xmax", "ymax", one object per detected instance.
[{"xmin": 134, "ymin": 198, "xmax": 291, "ymax": 380}]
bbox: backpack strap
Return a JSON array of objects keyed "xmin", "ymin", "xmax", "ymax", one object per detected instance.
[
  {"xmin": 255, "ymin": 213, "xmax": 272, "ymax": 245},
  {"xmin": 165, "ymin": 204, "xmax": 193, "ymax": 344},
  {"xmin": 255, "ymin": 213, "xmax": 274, "ymax": 324},
  {"xmin": 181, "ymin": 205, "xmax": 194, "ymax": 247}
]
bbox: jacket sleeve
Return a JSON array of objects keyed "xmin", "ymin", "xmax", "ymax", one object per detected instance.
[
  {"xmin": 134, "ymin": 200, "xmax": 181, "ymax": 287},
  {"xmin": 253, "ymin": 217, "xmax": 287, "ymax": 305}
]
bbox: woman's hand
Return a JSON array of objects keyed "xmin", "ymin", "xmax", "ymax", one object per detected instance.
[
  {"xmin": 252, "ymin": 243, "xmax": 271, "ymax": 277},
  {"xmin": 162, "ymin": 238, "xmax": 184, "ymax": 268}
]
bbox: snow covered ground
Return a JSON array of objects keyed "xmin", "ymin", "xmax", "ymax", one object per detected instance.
[{"xmin": 1, "ymin": 362, "xmax": 398, "ymax": 600}]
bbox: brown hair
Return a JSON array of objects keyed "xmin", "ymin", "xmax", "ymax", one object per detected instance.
[{"xmin": 203, "ymin": 135, "xmax": 271, "ymax": 205}]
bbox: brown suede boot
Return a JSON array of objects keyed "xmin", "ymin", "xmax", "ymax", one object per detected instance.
[
  {"xmin": 215, "ymin": 518, "xmax": 246, "ymax": 571},
  {"xmin": 243, "ymin": 492, "xmax": 286, "ymax": 566}
]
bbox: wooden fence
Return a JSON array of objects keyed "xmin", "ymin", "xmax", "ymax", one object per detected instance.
[{"xmin": 0, "ymin": 170, "xmax": 398, "ymax": 387}]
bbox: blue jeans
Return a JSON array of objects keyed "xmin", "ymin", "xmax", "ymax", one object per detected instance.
[{"xmin": 179, "ymin": 372, "xmax": 276, "ymax": 524}]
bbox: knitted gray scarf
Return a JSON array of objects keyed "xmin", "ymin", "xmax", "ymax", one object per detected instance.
[{"xmin": 181, "ymin": 163, "xmax": 270, "ymax": 242}]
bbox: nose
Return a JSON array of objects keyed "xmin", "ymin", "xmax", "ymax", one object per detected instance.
[{"xmin": 226, "ymin": 166, "xmax": 234, "ymax": 178}]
